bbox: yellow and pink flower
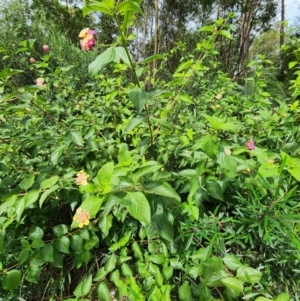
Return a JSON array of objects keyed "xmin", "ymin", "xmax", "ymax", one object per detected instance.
[
  {"xmin": 76, "ymin": 170, "xmax": 89, "ymax": 186},
  {"xmin": 79, "ymin": 28, "xmax": 96, "ymax": 51},
  {"xmin": 73, "ymin": 207, "xmax": 90, "ymax": 228}
]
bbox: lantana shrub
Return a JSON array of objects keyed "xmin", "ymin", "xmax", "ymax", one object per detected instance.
[{"xmin": 0, "ymin": 1, "xmax": 299, "ymax": 301}]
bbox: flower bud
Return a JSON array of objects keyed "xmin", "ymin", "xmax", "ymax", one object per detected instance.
[
  {"xmin": 29, "ymin": 57, "xmax": 35, "ymax": 63},
  {"xmin": 43, "ymin": 45, "xmax": 50, "ymax": 52}
]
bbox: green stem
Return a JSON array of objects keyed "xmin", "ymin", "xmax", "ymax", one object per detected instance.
[{"xmin": 114, "ymin": 13, "xmax": 154, "ymax": 145}]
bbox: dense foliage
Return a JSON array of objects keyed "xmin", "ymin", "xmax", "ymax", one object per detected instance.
[{"xmin": 0, "ymin": 0, "xmax": 300, "ymax": 301}]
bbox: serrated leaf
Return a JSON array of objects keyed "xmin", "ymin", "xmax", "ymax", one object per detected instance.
[
  {"xmin": 54, "ymin": 236, "xmax": 70, "ymax": 254},
  {"xmin": 206, "ymin": 181, "xmax": 224, "ymax": 201},
  {"xmin": 255, "ymin": 297, "xmax": 273, "ymax": 301},
  {"xmin": 237, "ymin": 266, "xmax": 262, "ymax": 284},
  {"xmin": 288, "ymin": 167, "xmax": 300, "ymax": 181},
  {"xmin": 83, "ymin": 2, "xmax": 113, "ymax": 16},
  {"xmin": 39, "ymin": 184, "xmax": 60, "ymax": 207},
  {"xmin": 118, "ymin": 144, "xmax": 132, "ymax": 166},
  {"xmin": 117, "ymin": 0, "xmax": 143, "ymax": 14},
  {"xmin": 275, "ymin": 293, "xmax": 290, "ymax": 301},
  {"xmin": 40, "ymin": 244, "xmax": 54, "ymax": 262},
  {"xmin": 221, "ymin": 277, "xmax": 243, "ymax": 292},
  {"xmin": 97, "ymin": 162, "xmax": 114, "ymax": 190},
  {"xmin": 24, "ymin": 189, "xmax": 40, "ymax": 207},
  {"xmin": 81, "ymin": 196, "xmax": 105, "ymax": 218},
  {"xmin": 128, "ymin": 87, "xmax": 148, "ymax": 113},
  {"xmin": 144, "ymin": 181, "xmax": 180, "ymax": 202},
  {"xmin": 218, "ymin": 30, "xmax": 233, "ymax": 39},
  {"xmin": 123, "ymin": 115, "xmax": 146, "ymax": 134},
  {"xmin": 70, "ymin": 131, "xmax": 84, "ymax": 146},
  {"xmin": 96, "ymin": 282, "xmax": 112, "ymax": 301},
  {"xmin": 178, "ymin": 282, "xmax": 192, "ymax": 301},
  {"xmin": 121, "ymin": 192, "xmax": 151, "ymax": 224},
  {"xmin": 81, "ymin": 274, "xmax": 92, "ymax": 296},
  {"xmin": 19, "ymin": 174, "xmax": 35, "ymax": 190},
  {"xmin": 89, "ymin": 46, "xmax": 115, "ymax": 75},
  {"xmin": 140, "ymin": 54, "xmax": 164, "ymax": 65},
  {"xmin": 18, "ymin": 249, "xmax": 29, "ymax": 264},
  {"xmin": 105, "ymin": 254, "xmax": 117, "ymax": 272},
  {"xmin": 114, "ymin": 46, "xmax": 131, "ymax": 67},
  {"xmin": 223, "ymin": 254, "xmax": 243, "ymax": 271},
  {"xmin": 53, "ymin": 224, "xmax": 69, "ymax": 237},
  {"xmin": 40, "ymin": 176, "xmax": 59, "ymax": 189}
]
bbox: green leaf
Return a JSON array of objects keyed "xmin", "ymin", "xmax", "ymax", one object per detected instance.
[
  {"xmin": 94, "ymin": 267, "xmax": 108, "ymax": 281},
  {"xmin": 255, "ymin": 297, "xmax": 273, "ymax": 301},
  {"xmin": 161, "ymin": 284, "xmax": 172, "ymax": 301},
  {"xmin": 18, "ymin": 249, "xmax": 29, "ymax": 264},
  {"xmin": 24, "ymin": 189, "xmax": 40, "ymax": 207},
  {"xmin": 70, "ymin": 131, "xmax": 84, "ymax": 146},
  {"xmin": 31, "ymin": 238, "xmax": 45, "ymax": 249},
  {"xmin": 89, "ymin": 46, "xmax": 115, "ymax": 75},
  {"xmin": 99, "ymin": 214, "xmax": 113, "ymax": 238},
  {"xmin": 288, "ymin": 61, "xmax": 298, "ymax": 69},
  {"xmin": 191, "ymin": 246, "xmax": 212, "ymax": 261},
  {"xmin": 15, "ymin": 197, "xmax": 25, "ymax": 222},
  {"xmin": 105, "ymin": 254, "xmax": 117, "ymax": 272},
  {"xmin": 70, "ymin": 235, "xmax": 83, "ymax": 253},
  {"xmin": 19, "ymin": 174, "xmax": 35, "ymax": 190},
  {"xmin": 144, "ymin": 182, "xmax": 181, "ymax": 202},
  {"xmin": 74, "ymin": 275, "xmax": 92, "ymax": 298},
  {"xmin": 114, "ymin": 46, "xmax": 131, "ymax": 67},
  {"xmin": 40, "ymin": 244, "xmax": 54, "ymax": 262},
  {"xmin": 217, "ymin": 151, "xmax": 236, "ymax": 173},
  {"xmin": 218, "ymin": 30, "xmax": 233, "ymax": 39},
  {"xmin": 206, "ymin": 181, "xmax": 224, "ymax": 201},
  {"xmin": 199, "ymin": 25, "xmax": 214, "ymax": 32},
  {"xmin": 140, "ymin": 54, "xmax": 165, "ymax": 65},
  {"xmin": 109, "ymin": 232, "xmax": 132, "ymax": 252},
  {"xmin": 54, "ymin": 236, "xmax": 70, "ymax": 254},
  {"xmin": 1, "ymin": 269, "xmax": 21, "ymax": 290},
  {"xmin": 258, "ymin": 162, "xmax": 278, "ymax": 178},
  {"xmin": 288, "ymin": 167, "xmax": 300, "ymax": 181},
  {"xmin": 39, "ymin": 184, "xmax": 60, "ymax": 207},
  {"xmin": 117, "ymin": 1, "xmax": 143, "ymax": 14},
  {"xmin": 82, "ymin": 1, "xmax": 113, "ymax": 16},
  {"xmin": 123, "ymin": 115, "xmax": 146, "ymax": 134},
  {"xmin": 221, "ymin": 277, "xmax": 243, "ymax": 292},
  {"xmin": 223, "ymin": 254, "xmax": 243, "ymax": 271},
  {"xmin": 51, "ymin": 145, "xmax": 66, "ymax": 165},
  {"xmin": 275, "ymin": 293, "xmax": 290, "ymax": 301},
  {"xmin": 96, "ymin": 282, "xmax": 112, "ymax": 301},
  {"xmin": 40, "ymin": 176, "xmax": 59, "ymax": 189},
  {"xmin": 131, "ymin": 242, "xmax": 143, "ymax": 260},
  {"xmin": 97, "ymin": 162, "xmax": 114, "ymax": 191},
  {"xmin": 121, "ymin": 263, "xmax": 133, "ymax": 277},
  {"xmin": 29, "ymin": 226, "xmax": 44, "ymax": 239},
  {"xmin": 178, "ymin": 282, "xmax": 192, "ymax": 301},
  {"xmin": 53, "ymin": 224, "xmax": 69, "ymax": 238},
  {"xmin": 201, "ymin": 135, "xmax": 219, "ymax": 158},
  {"xmin": 121, "ymin": 192, "xmax": 151, "ymax": 224},
  {"xmin": 237, "ymin": 266, "xmax": 262, "ymax": 284},
  {"xmin": 128, "ymin": 87, "xmax": 148, "ymax": 113},
  {"xmin": 81, "ymin": 274, "xmax": 93, "ymax": 296},
  {"xmin": 118, "ymin": 144, "xmax": 132, "ymax": 166},
  {"xmin": 81, "ymin": 196, "xmax": 105, "ymax": 218}
]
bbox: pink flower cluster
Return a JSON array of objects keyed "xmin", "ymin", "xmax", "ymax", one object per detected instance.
[
  {"xmin": 79, "ymin": 28, "xmax": 96, "ymax": 51},
  {"xmin": 246, "ymin": 139, "xmax": 255, "ymax": 150}
]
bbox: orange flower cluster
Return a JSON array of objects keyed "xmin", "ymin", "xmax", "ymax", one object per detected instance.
[
  {"xmin": 76, "ymin": 170, "xmax": 89, "ymax": 186},
  {"xmin": 79, "ymin": 28, "xmax": 96, "ymax": 51},
  {"xmin": 73, "ymin": 208, "xmax": 90, "ymax": 228}
]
